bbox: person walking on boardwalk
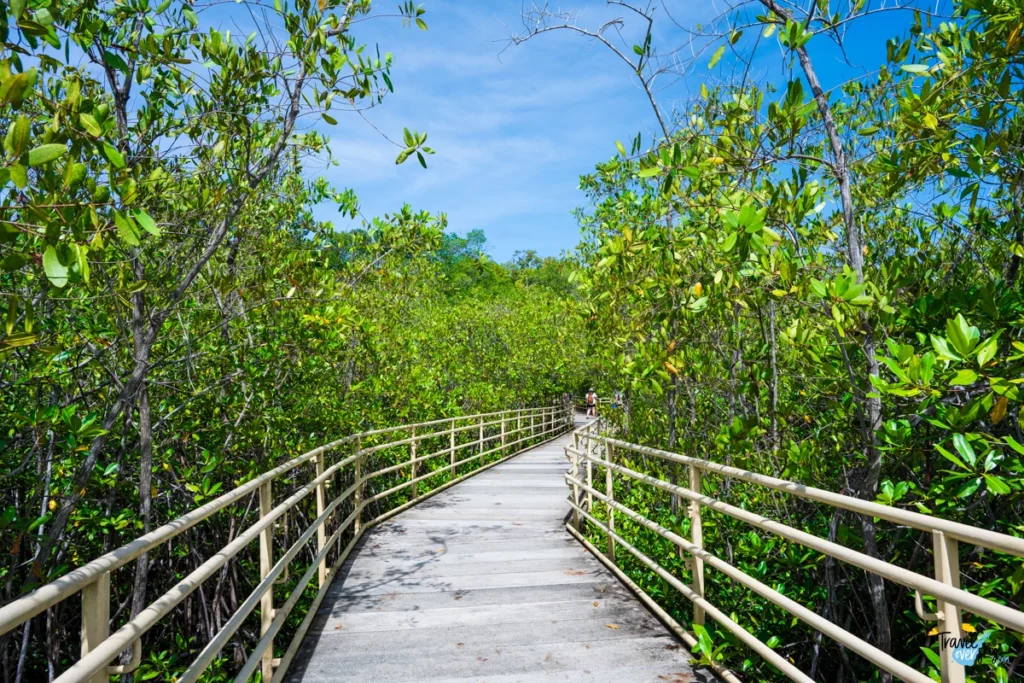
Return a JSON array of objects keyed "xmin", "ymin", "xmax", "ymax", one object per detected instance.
[{"xmin": 585, "ymin": 388, "xmax": 598, "ymax": 417}]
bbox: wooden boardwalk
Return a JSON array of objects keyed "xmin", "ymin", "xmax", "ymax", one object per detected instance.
[{"xmin": 286, "ymin": 422, "xmax": 706, "ymax": 683}]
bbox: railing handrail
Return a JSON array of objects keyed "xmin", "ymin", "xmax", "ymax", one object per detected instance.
[
  {"xmin": 592, "ymin": 433, "xmax": 1024, "ymax": 559},
  {"xmin": 0, "ymin": 403, "xmax": 574, "ymax": 683},
  {"xmin": 565, "ymin": 418, "xmax": 1023, "ymax": 683}
]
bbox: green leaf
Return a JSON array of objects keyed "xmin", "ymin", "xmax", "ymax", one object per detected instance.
[
  {"xmin": 0, "ymin": 331, "xmax": 37, "ymax": 349},
  {"xmin": 953, "ymin": 433, "xmax": 977, "ymax": 468},
  {"xmin": 26, "ymin": 144, "xmax": 66, "ymax": 167},
  {"xmin": 708, "ymin": 44, "xmax": 724, "ymax": 68},
  {"xmin": 4, "ymin": 297, "xmax": 17, "ymax": 335},
  {"xmin": 708, "ymin": 44, "xmax": 726, "ymax": 69},
  {"xmin": 1, "ymin": 253, "xmax": 28, "ymax": 272},
  {"xmin": 42, "ymin": 247, "xmax": 68, "ymax": 288},
  {"xmin": 6, "ymin": 115, "xmax": 30, "ymax": 158},
  {"xmin": 920, "ymin": 646, "xmax": 941, "ymax": 669},
  {"xmin": 102, "ymin": 142, "xmax": 126, "ymax": 169},
  {"xmin": 692, "ymin": 623, "xmax": 713, "ymax": 658},
  {"xmin": 74, "ymin": 244, "xmax": 89, "ymax": 284},
  {"xmin": 762, "ymin": 23, "xmax": 776, "ymax": 38},
  {"xmin": 839, "ymin": 282, "xmax": 865, "ymax": 301},
  {"xmin": 984, "ymin": 474, "xmax": 1011, "ymax": 495},
  {"xmin": 9, "ymin": 164, "xmax": 27, "ymax": 189},
  {"xmin": 156, "ymin": 0, "xmax": 172, "ymax": 13},
  {"xmin": 956, "ymin": 477, "xmax": 981, "ymax": 498},
  {"xmin": 10, "ymin": 0, "xmax": 26, "ymax": 20},
  {"xmin": 1003, "ymin": 436, "xmax": 1024, "ymax": 457},
  {"xmin": 183, "ymin": 7, "xmax": 199, "ymax": 27},
  {"xmin": 79, "ymin": 113, "xmax": 103, "ymax": 137},
  {"xmin": 637, "ymin": 167, "xmax": 661, "ymax": 178},
  {"xmin": 946, "ymin": 314, "xmax": 979, "ymax": 357},
  {"xmin": 615, "ymin": 141, "xmax": 626, "ymax": 156},
  {"xmin": 132, "ymin": 209, "xmax": 161, "ymax": 237},
  {"xmin": 935, "ymin": 444, "xmax": 967, "ymax": 470},
  {"xmin": 102, "ymin": 51, "xmax": 129, "ymax": 76},
  {"xmin": 930, "ymin": 333, "xmax": 961, "ymax": 361},
  {"xmin": 321, "ymin": 112, "xmax": 337, "ymax": 125},
  {"xmin": 721, "ymin": 231, "xmax": 737, "ymax": 253},
  {"xmin": 114, "ymin": 211, "xmax": 140, "ymax": 246},
  {"xmin": 901, "ymin": 64, "xmax": 930, "ymax": 74},
  {"xmin": 950, "ymin": 369, "xmax": 978, "ymax": 386},
  {"xmin": 64, "ymin": 163, "xmax": 87, "ymax": 190},
  {"xmin": 976, "ymin": 334, "xmax": 999, "ymax": 368},
  {"xmin": 0, "ymin": 69, "xmax": 36, "ymax": 106}
]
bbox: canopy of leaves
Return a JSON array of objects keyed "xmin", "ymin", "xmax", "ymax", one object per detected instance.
[{"xmin": 565, "ymin": 0, "xmax": 1024, "ymax": 680}]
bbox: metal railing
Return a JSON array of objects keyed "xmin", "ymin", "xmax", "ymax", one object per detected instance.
[
  {"xmin": 564, "ymin": 418, "xmax": 1024, "ymax": 683},
  {"xmin": 0, "ymin": 404, "xmax": 574, "ymax": 683}
]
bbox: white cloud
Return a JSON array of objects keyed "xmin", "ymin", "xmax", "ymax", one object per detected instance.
[{"xmin": 311, "ymin": 0, "xmax": 691, "ymax": 257}]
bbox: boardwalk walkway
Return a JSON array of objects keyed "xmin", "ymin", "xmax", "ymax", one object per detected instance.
[{"xmin": 286, "ymin": 421, "xmax": 706, "ymax": 683}]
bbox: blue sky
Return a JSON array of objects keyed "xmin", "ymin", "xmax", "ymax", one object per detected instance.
[
  {"xmin": 310, "ymin": 1, "xmax": 695, "ymax": 261},
  {"xmin": 307, "ymin": 1, "xmax": 933, "ymax": 262}
]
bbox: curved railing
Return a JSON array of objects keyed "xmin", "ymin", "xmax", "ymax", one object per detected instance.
[
  {"xmin": 0, "ymin": 404, "xmax": 574, "ymax": 683},
  {"xmin": 565, "ymin": 418, "xmax": 1024, "ymax": 683}
]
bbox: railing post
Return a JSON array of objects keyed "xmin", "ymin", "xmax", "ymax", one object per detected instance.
[
  {"xmin": 354, "ymin": 436, "xmax": 363, "ymax": 536},
  {"xmin": 571, "ymin": 436, "xmax": 581, "ymax": 530},
  {"xmin": 517, "ymin": 409, "xmax": 522, "ymax": 439},
  {"xmin": 934, "ymin": 530, "xmax": 964, "ymax": 683},
  {"xmin": 478, "ymin": 415, "xmax": 485, "ymax": 458},
  {"xmin": 410, "ymin": 426, "xmax": 418, "ymax": 499},
  {"xmin": 606, "ymin": 442, "xmax": 616, "ymax": 562},
  {"xmin": 449, "ymin": 418, "xmax": 456, "ymax": 471},
  {"xmin": 81, "ymin": 571, "xmax": 110, "ymax": 683},
  {"xmin": 315, "ymin": 451, "xmax": 328, "ymax": 588},
  {"xmin": 501, "ymin": 411, "xmax": 507, "ymax": 455},
  {"xmin": 585, "ymin": 438, "xmax": 593, "ymax": 512},
  {"xmin": 258, "ymin": 480, "xmax": 275, "ymax": 680},
  {"xmin": 689, "ymin": 465, "xmax": 705, "ymax": 627}
]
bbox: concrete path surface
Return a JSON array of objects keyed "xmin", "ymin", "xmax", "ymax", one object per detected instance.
[{"xmin": 286, "ymin": 420, "xmax": 708, "ymax": 683}]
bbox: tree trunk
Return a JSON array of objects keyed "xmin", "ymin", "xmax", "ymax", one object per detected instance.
[
  {"xmin": 768, "ymin": 301, "xmax": 779, "ymax": 453},
  {"xmin": 758, "ymin": 1, "xmax": 890, "ymax": 670},
  {"xmin": 123, "ymin": 253, "xmax": 154, "ymax": 682}
]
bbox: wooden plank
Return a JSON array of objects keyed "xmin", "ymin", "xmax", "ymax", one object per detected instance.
[{"xmin": 286, "ymin": 423, "xmax": 704, "ymax": 682}]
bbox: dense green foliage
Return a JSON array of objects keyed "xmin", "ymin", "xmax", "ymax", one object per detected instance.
[
  {"xmin": 6, "ymin": 0, "xmax": 1024, "ymax": 680},
  {"xmin": 562, "ymin": 0, "xmax": 1024, "ymax": 681},
  {"xmin": 0, "ymin": 0, "xmax": 584, "ymax": 678}
]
